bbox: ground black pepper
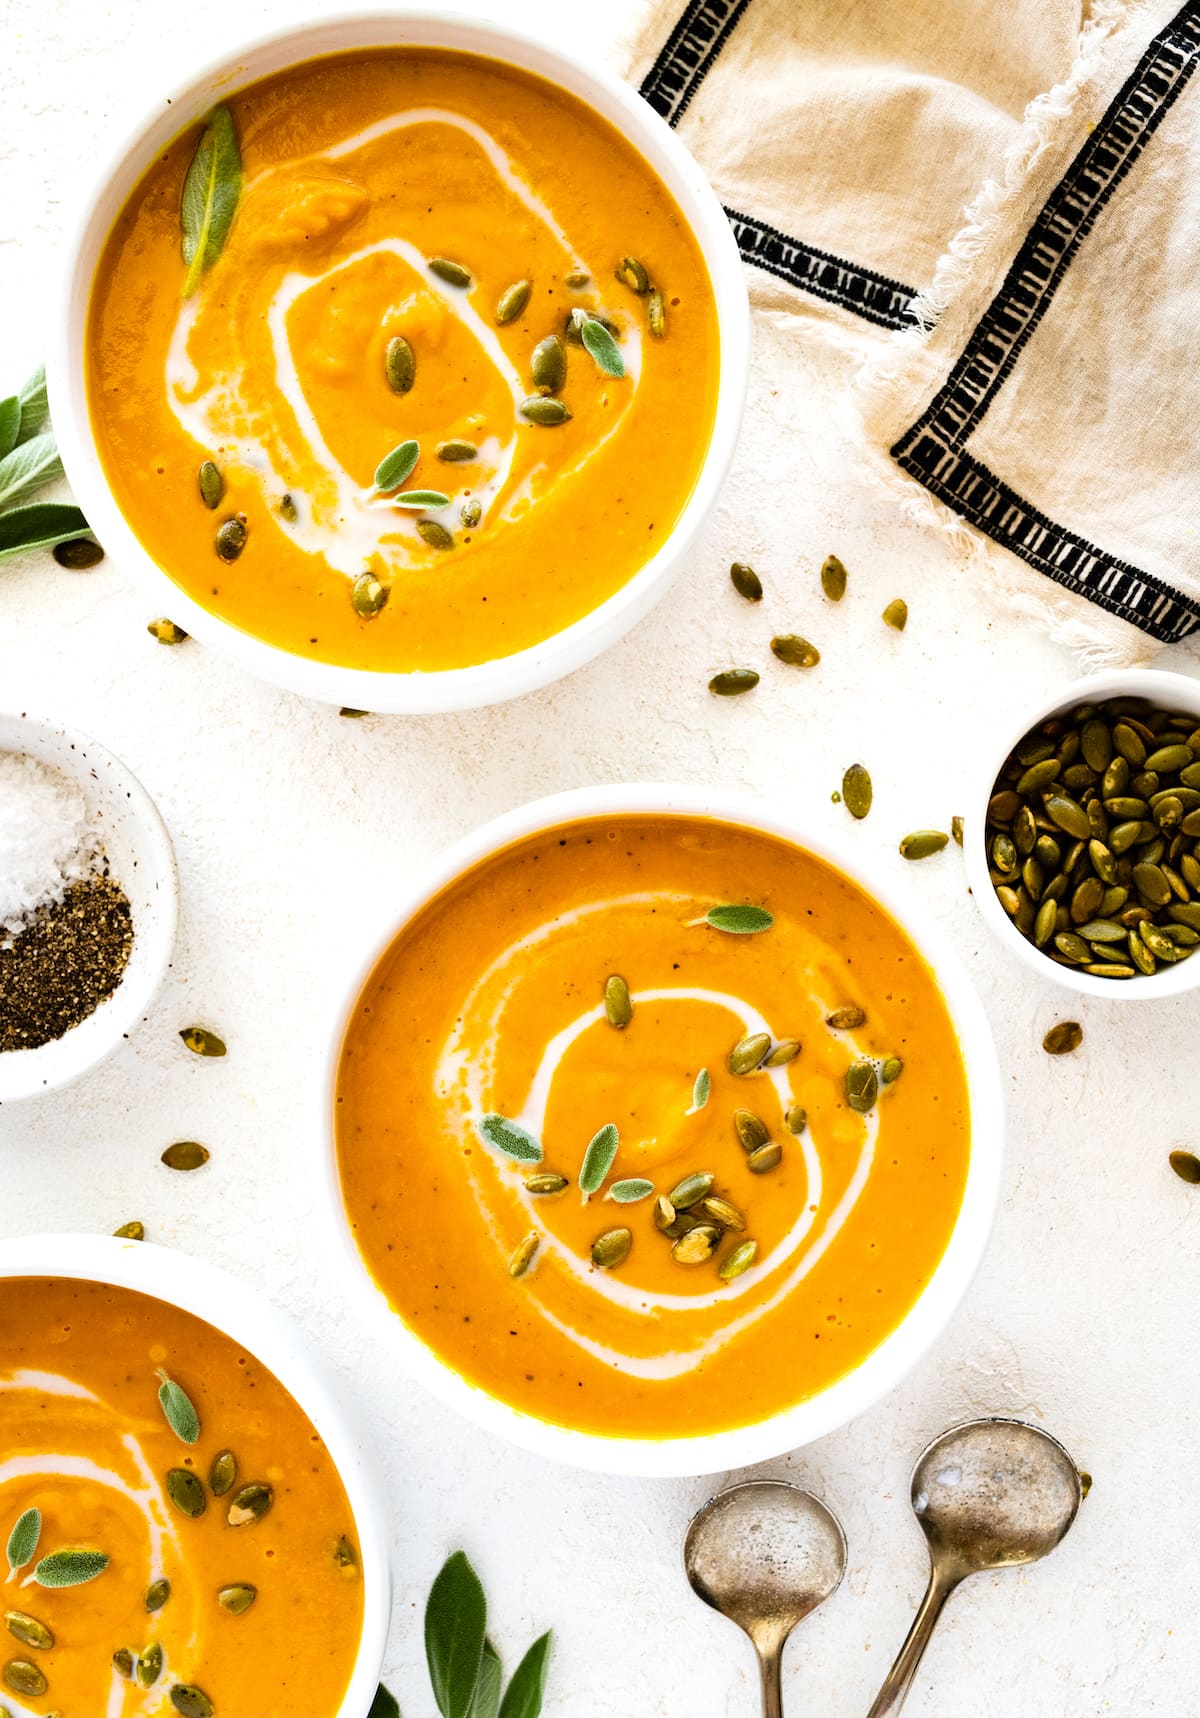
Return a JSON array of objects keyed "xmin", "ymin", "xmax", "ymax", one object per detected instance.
[{"xmin": 0, "ymin": 876, "xmax": 134, "ymax": 1050}]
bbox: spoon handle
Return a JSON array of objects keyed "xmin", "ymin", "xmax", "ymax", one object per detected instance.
[
  {"xmin": 864, "ymin": 1565, "xmax": 958, "ymax": 1718},
  {"xmin": 756, "ymin": 1643, "xmax": 784, "ymax": 1718}
]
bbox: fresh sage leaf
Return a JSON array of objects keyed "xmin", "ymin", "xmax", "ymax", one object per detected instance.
[
  {"xmin": 181, "ymin": 106, "xmax": 242, "ymax": 297},
  {"xmin": 705, "ymin": 904, "xmax": 774, "ymax": 935},
  {"xmin": 0, "ymin": 502, "xmax": 90, "ymax": 561},
  {"xmin": 17, "ymin": 365, "xmax": 48, "ymax": 442},
  {"xmin": 425, "ymin": 1550, "xmax": 487, "ymax": 1718},
  {"xmin": 367, "ymin": 1687, "xmax": 400, "ymax": 1718},
  {"xmin": 579, "ymin": 1123, "xmax": 618, "ymax": 1201},
  {"xmin": 34, "ymin": 1548, "xmax": 109, "ymax": 1588},
  {"xmin": 607, "ymin": 1178, "xmax": 654, "ymax": 1204},
  {"xmin": 0, "ymin": 433, "xmax": 64, "ymax": 510},
  {"xmin": 7, "ymin": 1508, "xmax": 41, "ymax": 1574},
  {"xmin": 577, "ymin": 314, "xmax": 625, "ymax": 379},
  {"xmin": 468, "ymin": 1639, "xmax": 502, "ymax": 1718},
  {"xmin": 477, "ymin": 1115, "xmax": 542, "ymax": 1165},
  {"xmin": 156, "ymin": 1370, "xmax": 200, "ymax": 1444},
  {"xmin": 374, "ymin": 440, "xmax": 420, "ymax": 491},
  {"xmin": 688, "ymin": 1068, "xmax": 711, "ymax": 1113},
  {"xmin": 498, "ymin": 1632, "xmax": 552, "ymax": 1718},
  {"xmin": 0, "ymin": 397, "xmax": 20, "ymax": 459},
  {"xmin": 393, "ymin": 489, "xmax": 450, "ymax": 509}
]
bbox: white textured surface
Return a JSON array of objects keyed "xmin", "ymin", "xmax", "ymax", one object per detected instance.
[{"xmin": 1, "ymin": 3, "xmax": 1199, "ymax": 1713}]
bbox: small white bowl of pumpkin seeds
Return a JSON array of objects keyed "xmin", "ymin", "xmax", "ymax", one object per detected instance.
[{"xmin": 968, "ymin": 668, "xmax": 1200, "ymax": 998}]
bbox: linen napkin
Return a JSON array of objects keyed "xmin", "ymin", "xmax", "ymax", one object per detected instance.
[{"xmin": 613, "ymin": 0, "xmax": 1200, "ymax": 663}]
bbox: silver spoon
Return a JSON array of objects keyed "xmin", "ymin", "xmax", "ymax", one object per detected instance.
[
  {"xmin": 685, "ymin": 1480, "xmax": 848, "ymax": 1718},
  {"xmin": 866, "ymin": 1416, "xmax": 1082, "ymax": 1716}
]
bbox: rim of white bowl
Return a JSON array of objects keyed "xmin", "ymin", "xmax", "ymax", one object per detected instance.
[
  {"xmin": 0, "ymin": 711, "xmax": 179, "ymax": 1105},
  {"xmin": 317, "ymin": 782, "xmax": 1005, "ymax": 1478},
  {"xmin": 48, "ymin": 8, "xmax": 750, "ymax": 714},
  {"xmin": 0, "ymin": 1233, "xmax": 392, "ymax": 1716},
  {"xmin": 966, "ymin": 667, "xmax": 1200, "ymax": 1000}
]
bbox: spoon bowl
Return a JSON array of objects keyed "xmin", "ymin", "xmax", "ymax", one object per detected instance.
[{"xmin": 685, "ymin": 1481, "xmax": 847, "ymax": 1717}]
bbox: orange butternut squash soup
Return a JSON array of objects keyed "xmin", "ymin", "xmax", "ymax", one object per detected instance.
[
  {"xmin": 86, "ymin": 50, "xmax": 719, "ymax": 672},
  {"xmin": 335, "ymin": 817, "xmax": 972, "ymax": 1441},
  {"xmin": 0, "ymin": 1277, "xmax": 362, "ymax": 1716}
]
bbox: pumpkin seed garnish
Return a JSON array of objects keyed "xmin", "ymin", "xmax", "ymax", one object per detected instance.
[
  {"xmin": 576, "ymin": 311, "xmax": 624, "ymax": 378},
  {"xmin": 385, "ymin": 335, "xmax": 415, "ymax": 394},
  {"xmin": 653, "ymin": 1195, "xmax": 677, "ymax": 1233},
  {"xmin": 114, "ymin": 1647, "xmax": 134, "ymax": 1678},
  {"xmin": 428, "ymin": 257, "xmax": 472, "ymax": 288},
  {"xmin": 35, "ymin": 1549, "xmax": 109, "ymax": 1588},
  {"xmin": 1169, "ymin": 1149, "xmax": 1200, "ymax": 1184},
  {"xmin": 728, "ymin": 1032, "xmax": 770, "ymax": 1074},
  {"xmin": 785, "ymin": 1104, "xmax": 807, "ymax": 1133},
  {"xmin": 417, "ymin": 519, "xmax": 455, "ymax": 551},
  {"xmin": 771, "ymin": 634, "xmax": 820, "ymax": 668},
  {"xmin": 579, "ymin": 1123, "xmax": 619, "ymax": 1200},
  {"xmin": 495, "ymin": 280, "xmax": 532, "ymax": 324},
  {"xmin": 564, "ymin": 268, "xmax": 590, "ymax": 288},
  {"xmin": 227, "ymin": 1483, "xmax": 272, "ymax": 1527},
  {"xmin": 604, "ymin": 974, "xmax": 632, "ymax": 1028},
  {"xmin": 820, "ymin": 555, "xmax": 847, "ymax": 601},
  {"xmin": 3, "ymin": 1660, "xmax": 46, "ymax": 1697},
  {"xmin": 351, "ymin": 570, "xmax": 389, "ymax": 617},
  {"xmin": 461, "ymin": 499, "xmax": 482, "ymax": 528},
  {"xmin": 114, "ymin": 1220, "xmax": 145, "ymax": 1240},
  {"xmin": 763, "ymin": 1037, "xmax": 800, "ymax": 1066},
  {"xmin": 734, "ymin": 1109, "xmax": 770, "ymax": 1153},
  {"xmin": 687, "ymin": 1067, "xmax": 711, "ymax": 1113},
  {"xmin": 1043, "ymin": 1021, "xmax": 1083, "ymax": 1055},
  {"xmin": 215, "ymin": 516, "xmax": 247, "ymax": 561},
  {"xmin": 747, "ymin": 1141, "xmax": 782, "ymax": 1174},
  {"xmin": 507, "ymin": 1232, "xmax": 539, "ymax": 1279},
  {"xmin": 881, "ymin": 1056, "xmax": 904, "ymax": 1085},
  {"xmin": 137, "ymin": 1643, "xmax": 163, "ymax": 1688},
  {"xmin": 218, "ymin": 1583, "xmax": 257, "ymax": 1616},
  {"xmin": 705, "ymin": 903, "xmax": 773, "ymax": 934},
  {"xmin": 607, "ymin": 1178, "xmax": 655, "ymax": 1204},
  {"xmin": 842, "ymin": 763, "xmax": 872, "ymax": 820},
  {"xmin": 729, "ymin": 561, "xmax": 762, "ymax": 602},
  {"xmin": 899, "ymin": 830, "xmax": 949, "ymax": 860},
  {"xmin": 373, "ymin": 440, "xmax": 420, "ymax": 491},
  {"xmin": 519, "ymin": 395, "xmax": 572, "ymax": 426},
  {"xmin": 437, "ymin": 439, "xmax": 477, "ymax": 463},
  {"xmin": 668, "ymin": 1172, "xmax": 715, "ymax": 1210},
  {"xmin": 698, "ymin": 1195, "xmax": 745, "ymax": 1231},
  {"xmin": 845, "ymin": 1059, "xmax": 879, "ymax": 1113},
  {"xmin": 709, "ymin": 668, "xmax": 759, "ymax": 696},
  {"xmin": 161, "ymin": 1141, "xmax": 209, "ymax": 1171},
  {"xmin": 530, "ymin": 335, "xmax": 567, "ymax": 394},
  {"xmin": 826, "ymin": 1005, "xmax": 865, "ymax": 1029},
  {"xmin": 166, "ymin": 1469, "xmax": 206, "ymax": 1519},
  {"xmin": 477, "ymin": 1114, "xmax": 542, "ymax": 1164},
  {"xmin": 719, "ymin": 1240, "xmax": 758, "ymax": 1282},
  {"xmin": 882, "ymin": 598, "xmax": 908, "ymax": 631},
  {"xmin": 54, "ymin": 536, "xmax": 105, "ymax": 569},
  {"xmin": 209, "ymin": 1451, "xmax": 237, "ymax": 1497},
  {"xmin": 951, "ymin": 815, "xmax": 965, "ymax": 846},
  {"xmin": 648, "ymin": 288, "xmax": 666, "ymax": 339},
  {"xmin": 198, "ymin": 461, "xmax": 223, "ymax": 509},
  {"xmin": 148, "ymin": 619, "xmax": 189, "ymax": 645},
  {"xmin": 157, "ymin": 1370, "xmax": 200, "ymax": 1445},
  {"xmin": 591, "ymin": 1228, "xmax": 632, "ymax": 1269},
  {"xmin": 524, "ymin": 1172, "xmax": 568, "ymax": 1196},
  {"xmin": 616, "ymin": 256, "xmax": 650, "ymax": 294},
  {"xmin": 672, "ymin": 1225, "xmax": 720, "ymax": 1265},
  {"xmin": 170, "ymin": 1683, "xmax": 215, "ymax": 1717},
  {"xmin": 5, "ymin": 1613, "xmax": 51, "ymax": 1651},
  {"xmin": 180, "ymin": 1025, "xmax": 225, "ymax": 1057}
]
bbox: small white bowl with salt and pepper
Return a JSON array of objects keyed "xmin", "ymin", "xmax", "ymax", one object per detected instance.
[{"xmin": 0, "ymin": 711, "xmax": 177, "ymax": 1102}]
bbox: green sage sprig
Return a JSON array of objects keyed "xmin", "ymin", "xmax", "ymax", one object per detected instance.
[
  {"xmin": 156, "ymin": 1369, "xmax": 201, "ymax": 1444},
  {"xmin": 34, "ymin": 1548, "xmax": 109, "ymax": 1588},
  {"xmin": 414, "ymin": 1549, "xmax": 551, "ymax": 1718},
  {"xmin": 6, "ymin": 1507, "xmax": 41, "ymax": 1576},
  {"xmin": 181, "ymin": 106, "xmax": 242, "ymax": 297},
  {"xmin": 0, "ymin": 366, "xmax": 93, "ymax": 561}
]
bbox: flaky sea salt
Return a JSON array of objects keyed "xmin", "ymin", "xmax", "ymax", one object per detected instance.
[{"xmin": 0, "ymin": 751, "xmax": 100, "ymax": 937}]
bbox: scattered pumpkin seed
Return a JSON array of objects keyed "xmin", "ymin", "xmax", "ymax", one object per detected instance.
[
  {"xmin": 1043, "ymin": 1021, "xmax": 1083, "ymax": 1055},
  {"xmin": 564, "ymin": 268, "xmax": 590, "ymax": 288},
  {"xmin": 215, "ymin": 517, "xmax": 247, "ymax": 562},
  {"xmin": 436, "ymin": 439, "xmax": 477, "ymax": 463},
  {"xmin": 114, "ymin": 1648, "xmax": 134, "ymax": 1678},
  {"xmin": 137, "ymin": 1643, "xmax": 163, "ymax": 1688},
  {"xmin": 417, "ymin": 520, "xmax": 455, "ymax": 551},
  {"xmin": 227, "ymin": 1484, "xmax": 272, "ymax": 1527},
  {"xmin": 697, "ymin": 1195, "xmax": 745, "ymax": 1231},
  {"xmin": 217, "ymin": 1584, "xmax": 256, "ymax": 1616},
  {"xmin": 648, "ymin": 288, "xmax": 666, "ymax": 338},
  {"xmin": 763, "ymin": 1037, "xmax": 800, "ymax": 1067},
  {"xmin": 747, "ymin": 1141, "xmax": 783, "ymax": 1174},
  {"xmin": 771, "ymin": 634, "xmax": 820, "ymax": 668},
  {"xmin": 719, "ymin": 1240, "xmax": 758, "ymax": 1282},
  {"xmin": 461, "ymin": 499, "xmax": 482, "ymax": 528},
  {"xmin": 507, "ymin": 1232, "xmax": 539, "ymax": 1279},
  {"xmin": 166, "ymin": 1469, "xmax": 206, "ymax": 1518},
  {"xmin": 951, "ymin": 816, "xmax": 964, "ymax": 846},
  {"xmin": 1169, "ymin": 1149, "xmax": 1200, "ymax": 1184},
  {"xmin": 709, "ymin": 668, "xmax": 759, "ymax": 696},
  {"xmin": 734, "ymin": 1109, "xmax": 770, "ymax": 1152},
  {"xmin": 5, "ymin": 1614, "xmax": 51, "ymax": 1651},
  {"xmin": 652, "ymin": 1196, "xmax": 677, "ymax": 1233},
  {"xmin": 616, "ymin": 256, "xmax": 650, "ymax": 294},
  {"xmin": 826, "ymin": 1005, "xmax": 865, "ymax": 1029},
  {"xmin": 672, "ymin": 1225, "xmax": 720, "ymax": 1265},
  {"xmin": 669, "ymin": 1172, "xmax": 715, "ymax": 1209},
  {"xmin": 180, "ymin": 1026, "xmax": 225, "ymax": 1057},
  {"xmin": 899, "ymin": 830, "xmax": 949, "ymax": 860},
  {"xmin": 3, "ymin": 1661, "xmax": 47, "ymax": 1697},
  {"xmin": 842, "ymin": 763, "xmax": 873, "ymax": 820},
  {"xmin": 148, "ymin": 619, "xmax": 189, "ymax": 645},
  {"xmin": 113, "ymin": 1220, "xmax": 145, "ymax": 1240},
  {"xmin": 198, "ymin": 462, "xmax": 223, "ymax": 509},
  {"xmin": 385, "ymin": 335, "xmax": 415, "ymax": 394},
  {"xmin": 845, "ymin": 1059, "xmax": 879, "ymax": 1113},
  {"xmin": 729, "ymin": 561, "xmax": 762, "ymax": 602},
  {"xmin": 429, "ymin": 257, "xmax": 471, "ymax": 287},
  {"xmin": 161, "ymin": 1141, "xmax": 209, "ymax": 1172},
  {"xmin": 170, "ymin": 1684, "xmax": 214, "ymax": 1717},
  {"xmin": 279, "ymin": 492, "xmax": 298, "ymax": 524},
  {"xmin": 519, "ymin": 394, "xmax": 571, "ymax": 425},
  {"xmin": 881, "ymin": 598, "xmax": 908, "ymax": 631},
  {"xmin": 591, "ymin": 1228, "xmax": 632, "ymax": 1269},
  {"xmin": 53, "ymin": 535, "xmax": 105, "ymax": 569},
  {"xmin": 524, "ymin": 1172, "xmax": 568, "ymax": 1195},
  {"xmin": 495, "ymin": 279, "xmax": 532, "ymax": 324},
  {"xmin": 145, "ymin": 1580, "xmax": 170, "ymax": 1614},
  {"xmin": 728, "ymin": 1033, "xmax": 770, "ymax": 1075},
  {"xmin": 784, "ymin": 1104, "xmax": 807, "ymax": 1133},
  {"xmin": 351, "ymin": 570, "xmax": 389, "ymax": 617},
  {"xmin": 604, "ymin": 974, "xmax": 632, "ymax": 1028},
  {"xmin": 209, "ymin": 1451, "xmax": 236, "ymax": 1497},
  {"xmin": 820, "ymin": 555, "xmax": 847, "ymax": 601}
]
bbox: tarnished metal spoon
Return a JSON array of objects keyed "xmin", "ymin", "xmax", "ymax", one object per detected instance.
[
  {"xmin": 866, "ymin": 1416, "xmax": 1082, "ymax": 1716},
  {"xmin": 685, "ymin": 1480, "xmax": 847, "ymax": 1718}
]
